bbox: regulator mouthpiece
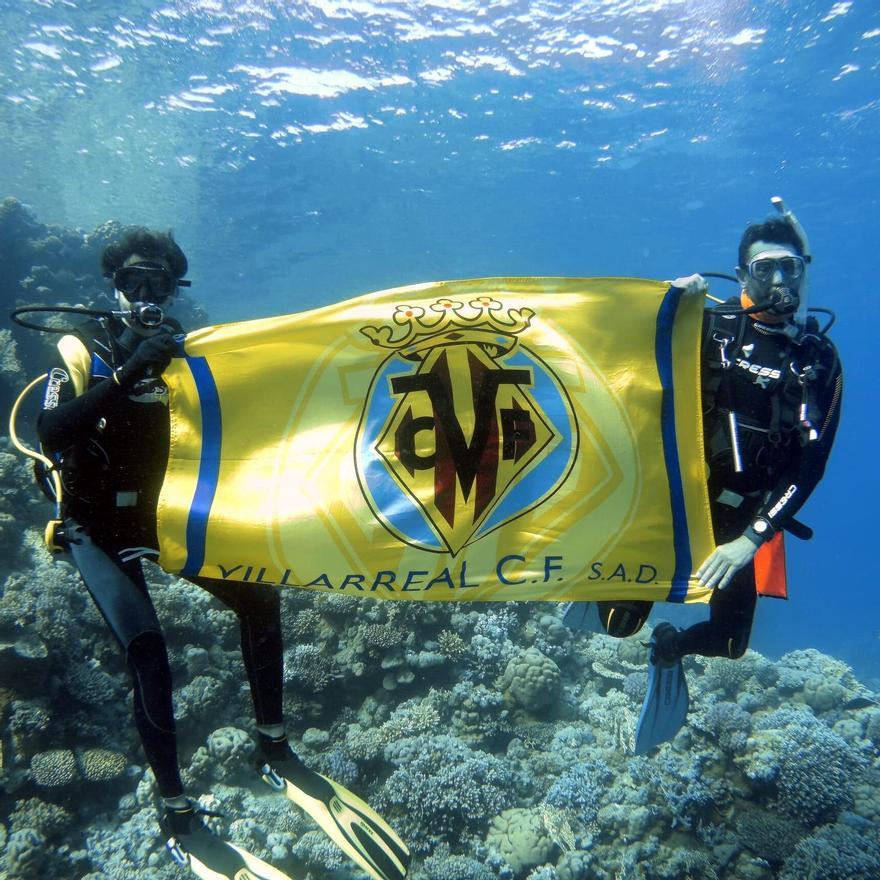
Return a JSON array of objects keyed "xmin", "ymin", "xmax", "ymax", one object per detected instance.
[
  {"xmin": 128, "ymin": 302, "xmax": 165, "ymax": 328},
  {"xmin": 774, "ymin": 288, "xmax": 798, "ymax": 313}
]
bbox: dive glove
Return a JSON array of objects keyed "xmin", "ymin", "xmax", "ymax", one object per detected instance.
[{"xmin": 115, "ymin": 332, "xmax": 178, "ymax": 388}]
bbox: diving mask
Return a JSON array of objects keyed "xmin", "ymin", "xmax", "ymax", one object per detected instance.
[
  {"xmin": 113, "ymin": 262, "xmax": 191, "ymax": 302},
  {"xmin": 747, "ymin": 254, "xmax": 805, "ymax": 284}
]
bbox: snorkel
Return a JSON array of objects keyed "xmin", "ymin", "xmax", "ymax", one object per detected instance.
[{"xmin": 770, "ymin": 195, "xmax": 811, "ymax": 326}]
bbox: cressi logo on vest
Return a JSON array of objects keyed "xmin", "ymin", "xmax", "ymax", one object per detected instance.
[
  {"xmin": 768, "ymin": 483, "xmax": 797, "ymax": 518},
  {"xmin": 44, "ymin": 367, "xmax": 69, "ymax": 409},
  {"xmin": 356, "ymin": 296, "xmax": 578, "ymax": 554},
  {"xmin": 734, "ymin": 356, "xmax": 782, "ymax": 387}
]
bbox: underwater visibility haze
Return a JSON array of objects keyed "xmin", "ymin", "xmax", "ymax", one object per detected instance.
[{"xmin": 1, "ymin": 2, "xmax": 880, "ymax": 879}]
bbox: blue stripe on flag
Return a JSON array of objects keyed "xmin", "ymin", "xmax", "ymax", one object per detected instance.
[
  {"xmin": 181, "ymin": 356, "xmax": 221, "ymax": 577},
  {"xmin": 655, "ymin": 285, "xmax": 691, "ymax": 601}
]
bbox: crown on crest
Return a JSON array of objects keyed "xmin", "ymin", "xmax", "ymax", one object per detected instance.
[{"xmin": 360, "ymin": 296, "xmax": 535, "ymax": 359}]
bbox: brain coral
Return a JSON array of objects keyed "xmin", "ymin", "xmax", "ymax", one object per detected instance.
[
  {"xmin": 207, "ymin": 726, "xmax": 254, "ymax": 766},
  {"xmin": 485, "ymin": 807, "xmax": 556, "ymax": 876},
  {"xmin": 775, "ymin": 722, "xmax": 862, "ymax": 825},
  {"xmin": 9, "ymin": 797, "xmax": 73, "ymax": 839},
  {"xmin": 499, "ymin": 647, "xmax": 561, "ymax": 713},
  {"xmin": 555, "ymin": 850, "xmax": 593, "ymax": 880},
  {"xmin": 284, "ymin": 644, "xmax": 335, "ymax": 692},
  {"xmin": 697, "ymin": 700, "xmax": 752, "ymax": 753},
  {"xmin": 736, "ymin": 804, "xmax": 806, "ymax": 865},
  {"xmin": 546, "ymin": 760, "xmax": 612, "ymax": 827},
  {"xmin": 421, "ymin": 850, "xmax": 497, "ymax": 880}
]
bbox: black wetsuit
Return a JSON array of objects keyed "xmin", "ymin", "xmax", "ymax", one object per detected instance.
[
  {"xmin": 600, "ymin": 301, "xmax": 843, "ymax": 658},
  {"xmin": 38, "ymin": 317, "xmax": 284, "ymax": 798}
]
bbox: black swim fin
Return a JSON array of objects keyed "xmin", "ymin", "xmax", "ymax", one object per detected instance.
[
  {"xmin": 163, "ymin": 804, "xmax": 296, "ymax": 880},
  {"xmin": 259, "ymin": 747, "xmax": 410, "ymax": 880},
  {"xmin": 561, "ymin": 601, "xmax": 603, "ymax": 633},
  {"xmin": 634, "ymin": 623, "xmax": 689, "ymax": 755}
]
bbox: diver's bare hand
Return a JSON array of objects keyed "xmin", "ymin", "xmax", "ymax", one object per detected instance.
[
  {"xmin": 668, "ymin": 274, "xmax": 708, "ymax": 297},
  {"xmin": 696, "ymin": 535, "xmax": 758, "ymax": 590}
]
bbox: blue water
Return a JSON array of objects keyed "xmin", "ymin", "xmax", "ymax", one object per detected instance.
[{"xmin": 2, "ymin": 0, "xmax": 878, "ymax": 677}]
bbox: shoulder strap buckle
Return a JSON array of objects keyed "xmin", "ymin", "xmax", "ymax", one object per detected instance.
[{"xmin": 712, "ymin": 331, "xmax": 733, "ymax": 369}]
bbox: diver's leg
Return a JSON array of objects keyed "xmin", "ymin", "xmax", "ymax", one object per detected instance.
[
  {"xmin": 126, "ymin": 629, "xmax": 183, "ymax": 797},
  {"xmin": 189, "ymin": 576, "xmax": 284, "ymax": 727},
  {"xmin": 71, "ymin": 526, "xmax": 183, "ymax": 797},
  {"xmin": 596, "ymin": 600, "xmax": 654, "ymax": 637},
  {"xmin": 666, "ymin": 565, "xmax": 756, "ymax": 659}
]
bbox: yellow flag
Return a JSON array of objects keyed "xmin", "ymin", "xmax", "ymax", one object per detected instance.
[{"xmin": 158, "ymin": 277, "xmax": 713, "ymax": 603}]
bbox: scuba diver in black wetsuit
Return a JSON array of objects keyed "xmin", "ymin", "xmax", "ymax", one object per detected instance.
[
  {"xmin": 32, "ymin": 228, "xmax": 410, "ymax": 880},
  {"xmin": 567, "ymin": 200, "xmax": 843, "ymax": 753}
]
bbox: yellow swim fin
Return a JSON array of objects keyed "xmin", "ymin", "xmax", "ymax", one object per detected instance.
[
  {"xmin": 259, "ymin": 750, "xmax": 410, "ymax": 880},
  {"xmin": 163, "ymin": 804, "xmax": 296, "ymax": 880}
]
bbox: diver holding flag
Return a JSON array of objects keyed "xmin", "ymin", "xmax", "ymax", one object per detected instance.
[
  {"xmin": 23, "ymin": 228, "xmax": 409, "ymax": 880},
  {"xmin": 566, "ymin": 198, "xmax": 843, "ymax": 753}
]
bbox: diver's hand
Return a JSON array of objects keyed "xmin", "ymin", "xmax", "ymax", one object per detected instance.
[
  {"xmin": 696, "ymin": 535, "xmax": 758, "ymax": 590},
  {"xmin": 115, "ymin": 333, "xmax": 178, "ymax": 388},
  {"xmin": 669, "ymin": 273, "xmax": 708, "ymax": 297}
]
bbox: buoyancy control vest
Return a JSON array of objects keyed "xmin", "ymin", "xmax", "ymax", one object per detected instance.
[
  {"xmin": 42, "ymin": 317, "xmax": 181, "ymax": 538},
  {"xmin": 701, "ymin": 302, "xmax": 837, "ymax": 490}
]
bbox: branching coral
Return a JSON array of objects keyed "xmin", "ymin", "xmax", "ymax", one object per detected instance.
[
  {"xmin": 379, "ymin": 733, "xmax": 517, "ymax": 851},
  {"xmin": 779, "ymin": 818, "xmax": 880, "ymax": 880}
]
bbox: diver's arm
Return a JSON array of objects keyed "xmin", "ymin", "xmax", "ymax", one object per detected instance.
[
  {"xmin": 744, "ymin": 351, "xmax": 843, "ymax": 543},
  {"xmin": 37, "ymin": 331, "xmax": 179, "ymax": 451},
  {"xmin": 37, "ymin": 360, "xmax": 127, "ymax": 451}
]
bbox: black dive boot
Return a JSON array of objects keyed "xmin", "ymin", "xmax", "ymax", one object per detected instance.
[{"xmin": 160, "ymin": 800, "xmax": 294, "ymax": 879}]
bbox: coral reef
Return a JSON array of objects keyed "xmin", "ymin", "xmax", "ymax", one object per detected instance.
[
  {"xmin": 485, "ymin": 807, "xmax": 557, "ymax": 877},
  {"xmin": 379, "ymin": 733, "xmax": 518, "ymax": 852},
  {"xmin": 778, "ymin": 816, "xmax": 880, "ymax": 880},
  {"xmin": 2, "ymin": 203, "xmax": 880, "ymax": 880}
]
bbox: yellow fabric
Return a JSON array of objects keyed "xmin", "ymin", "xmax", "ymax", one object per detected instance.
[{"xmin": 158, "ymin": 277, "xmax": 714, "ymax": 602}]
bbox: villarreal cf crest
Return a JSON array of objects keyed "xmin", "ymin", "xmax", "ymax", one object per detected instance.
[{"xmin": 356, "ymin": 296, "xmax": 579, "ymax": 555}]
